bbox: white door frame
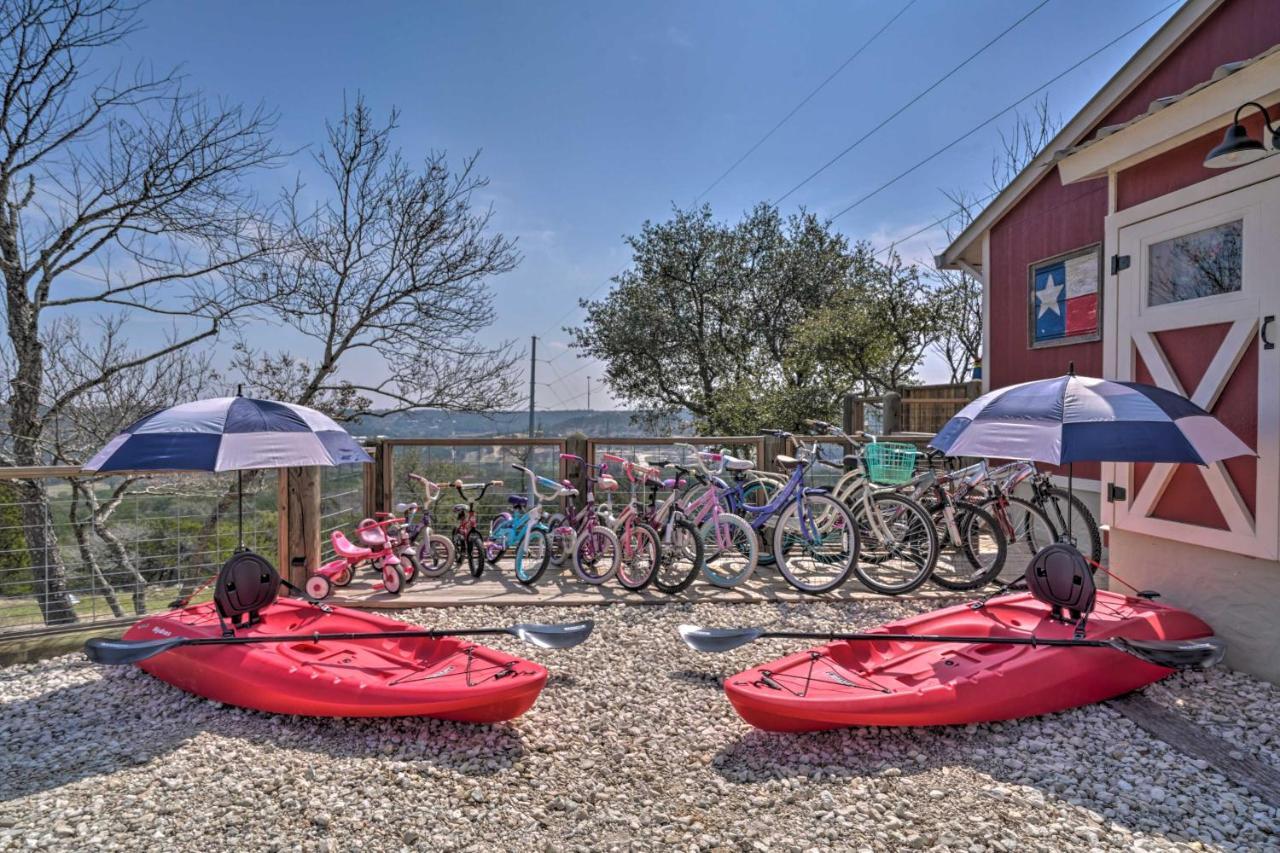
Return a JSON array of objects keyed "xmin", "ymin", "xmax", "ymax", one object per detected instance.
[{"xmin": 1101, "ymin": 160, "xmax": 1280, "ymax": 560}]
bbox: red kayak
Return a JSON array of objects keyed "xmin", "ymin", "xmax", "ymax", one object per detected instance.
[
  {"xmin": 124, "ymin": 599, "xmax": 548, "ymax": 722},
  {"xmin": 724, "ymin": 589, "xmax": 1213, "ymax": 731}
]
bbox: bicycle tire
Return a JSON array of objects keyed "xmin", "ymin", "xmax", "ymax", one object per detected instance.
[
  {"xmin": 417, "ymin": 534, "xmax": 455, "ymax": 578},
  {"xmin": 514, "ymin": 526, "xmax": 551, "ymax": 585},
  {"xmin": 466, "ymin": 531, "xmax": 485, "ymax": 578},
  {"xmin": 982, "ymin": 494, "xmax": 1056, "ymax": 574},
  {"xmin": 852, "ymin": 491, "xmax": 938, "ymax": 595},
  {"xmin": 929, "ymin": 502, "xmax": 1007, "ymax": 591},
  {"xmin": 486, "ymin": 512, "xmax": 511, "ymax": 565},
  {"xmin": 450, "ymin": 527, "xmax": 467, "ymax": 565},
  {"xmin": 399, "ymin": 550, "xmax": 422, "ymax": 586},
  {"xmin": 739, "ymin": 478, "xmax": 778, "ymax": 567},
  {"xmin": 617, "ymin": 523, "xmax": 661, "ymax": 590},
  {"xmin": 699, "ymin": 513, "xmax": 759, "ymax": 588},
  {"xmin": 572, "ymin": 526, "xmax": 620, "ymax": 584},
  {"xmin": 652, "ymin": 517, "xmax": 704, "ymax": 594},
  {"xmin": 1042, "ymin": 487, "xmax": 1103, "ymax": 564},
  {"xmin": 773, "ymin": 492, "xmax": 859, "ymax": 594}
]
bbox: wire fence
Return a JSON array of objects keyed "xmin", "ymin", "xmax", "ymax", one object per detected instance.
[{"xmin": 0, "ymin": 466, "xmax": 365, "ymax": 637}]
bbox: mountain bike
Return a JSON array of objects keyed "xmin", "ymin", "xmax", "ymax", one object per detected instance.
[
  {"xmin": 599, "ymin": 453, "xmax": 663, "ymax": 590},
  {"xmin": 450, "ymin": 479, "xmax": 503, "ymax": 577},
  {"xmin": 792, "ymin": 422, "xmax": 938, "ymax": 595},
  {"xmin": 907, "ymin": 450, "xmax": 1008, "ymax": 590},
  {"xmin": 983, "ymin": 460, "xmax": 1103, "ymax": 563},
  {"xmin": 403, "ymin": 473, "xmax": 457, "ymax": 577},
  {"xmin": 708, "ymin": 443, "xmax": 860, "ymax": 594},
  {"xmin": 557, "ymin": 454, "xmax": 622, "ymax": 585}
]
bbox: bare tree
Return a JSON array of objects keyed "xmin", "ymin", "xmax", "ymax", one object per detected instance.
[
  {"xmin": 233, "ymin": 96, "xmax": 521, "ymax": 417},
  {"xmin": 930, "ymin": 97, "xmax": 1062, "ymax": 383},
  {"xmin": 0, "ymin": 0, "xmax": 279, "ymax": 623}
]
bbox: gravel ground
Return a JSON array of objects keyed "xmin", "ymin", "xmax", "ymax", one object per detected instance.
[{"xmin": 1, "ymin": 599, "xmax": 1277, "ymax": 852}]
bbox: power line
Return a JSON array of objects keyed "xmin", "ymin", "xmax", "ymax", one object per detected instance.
[
  {"xmin": 771, "ymin": 0, "xmax": 1052, "ymax": 207},
  {"xmin": 693, "ymin": 0, "xmax": 918, "ymax": 203},
  {"xmin": 871, "ymin": 188, "xmax": 1000, "ymax": 258},
  {"xmin": 828, "ymin": 0, "xmax": 1178, "ymax": 223}
]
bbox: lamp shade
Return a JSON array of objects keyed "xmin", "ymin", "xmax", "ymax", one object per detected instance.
[{"xmin": 1204, "ymin": 122, "xmax": 1268, "ymax": 169}]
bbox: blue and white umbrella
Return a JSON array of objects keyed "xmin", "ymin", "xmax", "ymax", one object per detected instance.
[
  {"xmin": 930, "ymin": 374, "xmax": 1252, "ymax": 465},
  {"xmin": 83, "ymin": 396, "xmax": 373, "ymax": 473}
]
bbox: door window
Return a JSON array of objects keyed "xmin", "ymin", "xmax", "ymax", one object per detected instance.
[{"xmin": 1147, "ymin": 219, "xmax": 1242, "ymax": 307}]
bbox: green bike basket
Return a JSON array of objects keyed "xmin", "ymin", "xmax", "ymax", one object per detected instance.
[{"xmin": 862, "ymin": 442, "xmax": 919, "ymax": 485}]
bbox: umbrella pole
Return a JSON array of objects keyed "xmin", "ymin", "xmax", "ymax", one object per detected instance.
[
  {"xmin": 1066, "ymin": 462, "xmax": 1074, "ymax": 547},
  {"xmin": 237, "ymin": 469, "xmax": 244, "ymax": 550}
]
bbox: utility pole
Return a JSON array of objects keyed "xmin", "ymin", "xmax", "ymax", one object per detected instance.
[
  {"xmin": 586, "ymin": 376, "xmax": 591, "ymax": 412},
  {"xmin": 527, "ymin": 336, "xmax": 537, "ymax": 438}
]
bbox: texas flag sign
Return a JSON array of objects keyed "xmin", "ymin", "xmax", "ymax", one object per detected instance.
[{"xmin": 1033, "ymin": 249, "xmax": 1099, "ymax": 344}]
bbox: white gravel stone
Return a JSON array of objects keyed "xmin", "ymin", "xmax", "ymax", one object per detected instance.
[{"xmin": 0, "ymin": 598, "xmax": 1277, "ymax": 851}]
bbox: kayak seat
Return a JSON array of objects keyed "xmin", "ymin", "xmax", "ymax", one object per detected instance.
[
  {"xmin": 213, "ymin": 549, "xmax": 280, "ymax": 629},
  {"xmin": 331, "ymin": 530, "xmax": 373, "ymax": 561},
  {"xmin": 507, "ymin": 494, "xmax": 529, "ymax": 508},
  {"xmin": 1025, "ymin": 543, "xmax": 1096, "ymax": 637}
]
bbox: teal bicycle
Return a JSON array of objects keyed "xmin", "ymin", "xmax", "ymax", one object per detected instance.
[{"xmin": 483, "ymin": 464, "xmax": 576, "ymax": 585}]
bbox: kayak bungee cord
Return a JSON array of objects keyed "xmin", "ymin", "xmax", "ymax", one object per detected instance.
[{"xmin": 746, "ymin": 650, "xmax": 892, "ymax": 697}]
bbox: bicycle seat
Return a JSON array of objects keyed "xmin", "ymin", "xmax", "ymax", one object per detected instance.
[
  {"xmin": 560, "ymin": 486, "xmax": 579, "ymax": 498},
  {"xmin": 597, "ymin": 476, "xmax": 620, "ymax": 492},
  {"xmin": 842, "ymin": 454, "xmax": 860, "ymax": 467},
  {"xmin": 507, "ymin": 494, "xmax": 529, "ymax": 508},
  {"xmin": 330, "ymin": 530, "xmax": 373, "ymax": 561},
  {"xmin": 775, "ymin": 455, "xmax": 805, "ymax": 471},
  {"xmin": 721, "ymin": 454, "xmax": 753, "ymax": 471},
  {"xmin": 452, "ymin": 502, "xmax": 468, "ymax": 514},
  {"xmin": 357, "ymin": 526, "xmax": 387, "ymax": 549},
  {"xmin": 661, "ymin": 477, "xmax": 686, "ymax": 489}
]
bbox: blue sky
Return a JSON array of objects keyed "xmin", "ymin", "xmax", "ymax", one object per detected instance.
[{"xmin": 101, "ymin": 0, "xmax": 1180, "ymax": 411}]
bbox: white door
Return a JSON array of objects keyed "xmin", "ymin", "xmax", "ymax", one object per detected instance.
[{"xmin": 1110, "ymin": 178, "xmax": 1280, "ymax": 560}]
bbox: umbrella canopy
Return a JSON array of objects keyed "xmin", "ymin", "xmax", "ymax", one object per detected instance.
[
  {"xmin": 929, "ymin": 374, "xmax": 1252, "ymax": 465},
  {"xmin": 83, "ymin": 396, "xmax": 373, "ymax": 473}
]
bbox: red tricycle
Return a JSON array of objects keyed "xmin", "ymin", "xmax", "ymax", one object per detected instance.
[{"xmin": 307, "ymin": 513, "xmax": 414, "ymax": 600}]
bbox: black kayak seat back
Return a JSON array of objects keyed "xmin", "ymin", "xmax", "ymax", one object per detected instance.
[
  {"xmin": 1025, "ymin": 543, "xmax": 1095, "ymax": 629},
  {"xmin": 213, "ymin": 549, "xmax": 280, "ymax": 627}
]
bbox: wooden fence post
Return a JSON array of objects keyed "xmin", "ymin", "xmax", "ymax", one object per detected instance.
[
  {"xmin": 882, "ymin": 391, "xmax": 902, "ymax": 436},
  {"xmin": 277, "ymin": 466, "xmax": 321, "ymax": 590},
  {"xmin": 842, "ymin": 392, "xmax": 863, "ymax": 434},
  {"xmin": 761, "ymin": 434, "xmax": 789, "ymax": 472},
  {"xmin": 563, "ymin": 433, "xmax": 589, "ymax": 498}
]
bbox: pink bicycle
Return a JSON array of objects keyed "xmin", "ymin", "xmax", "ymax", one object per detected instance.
[
  {"xmin": 555, "ymin": 453, "xmax": 622, "ymax": 585},
  {"xmin": 673, "ymin": 443, "xmax": 760, "ymax": 588},
  {"xmin": 599, "ymin": 454, "xmax": 664, "ymax": 590}
]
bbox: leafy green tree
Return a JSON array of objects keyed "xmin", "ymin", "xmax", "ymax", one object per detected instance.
[{"xmin": 569, "ymin": 204, "xmax": 937, "ymax": 434}]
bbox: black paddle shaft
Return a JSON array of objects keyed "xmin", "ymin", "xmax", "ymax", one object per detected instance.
[{"xmin": 765, "ymin": 630, "xmax": 1111, "ymax": 649}]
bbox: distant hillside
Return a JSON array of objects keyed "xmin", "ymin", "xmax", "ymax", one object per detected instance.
[{"xmin": 350, "ymin": 408, "xmax": 690, "ymax": 439}]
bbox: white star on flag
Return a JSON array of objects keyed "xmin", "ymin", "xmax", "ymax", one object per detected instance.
[{"xmin": 1037, "ymin": 275, "xmax": 1064, "ymax": 318}]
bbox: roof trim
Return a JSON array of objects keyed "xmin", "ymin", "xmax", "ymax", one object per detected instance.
[{"xmin": 937, "ymin": 0, "xmax": 1222, "ymax": 270}]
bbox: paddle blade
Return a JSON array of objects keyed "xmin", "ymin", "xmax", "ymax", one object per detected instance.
[
  {"xmin": 1108, "ymin": 636, "xmax": 1227, "ymax": 670},
  {"xmin": 510, "ymin": 620, "xmax": 594, "ymax": 650},
  {"xmin": 677, "ymin": 624, "xmax": 762, "ymax": 653},
  {"xmin": 85, "ymin": 636, "xmax": 189, "ymax": 666}
]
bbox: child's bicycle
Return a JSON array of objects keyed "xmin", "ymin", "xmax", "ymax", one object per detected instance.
[
  {"xmin": 449, "ymin": 479, "xmax": 504, "ymax": 577},
  {"xmin": 401, "ymin": 473, "xmax": 457, "ymax": 577},
  {"xmin": 486, "ymin": 464, "xmax": 577, "ymax": 585},
  {"xmin": 636, "ymin": 458, "xmax": 706, "ymax": 594},
  {"xmin": 599, "ymin": 453, "xmax": 663, "ymax": 590},
  {"xmin": 555, "ymin": 453, "xmax": 622, "ymax": 585},
  {"xmin": 672, "ymin": 443, "xmax": 760, "ymax": 588}
]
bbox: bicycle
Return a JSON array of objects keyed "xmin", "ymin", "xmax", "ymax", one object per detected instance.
[
  {"xmin": 905, "ymin": 450, "xmax": 1008, "ymax": 591},
  {"xmin": 402, "ymin": 473, "xmax": 457, "ymax": 577},
  {"xmin": 635, "ymin": 458, "xmax": 707, "ymax": 594},
  {"xmin": 983, "ymin": 460, "xmax": 1103, "ymax": 563},
  {"xmin": 706, "ymin": 439, "xmax": 860, "ymax": 594},
  {"xmin": 449, "ymin": 479, "xmax": 504, "ymax": 577},
  {"xmin": 556, "ymin": 454, "xmax": 623, "ymax": 585},
  {"xmin": 599, "ymin": 453, "xmax": 664, "ymax": 590},
  {"xmin": 671, "ymin": 443, "xmax": 759, "ymax": 588},
  {"xmin": 484, "ymin": 464, "xmax": 569, "ymax": 586},
  {"xmin": 791, "ymin": 421, "xmax": 939, "ymax": 595}
]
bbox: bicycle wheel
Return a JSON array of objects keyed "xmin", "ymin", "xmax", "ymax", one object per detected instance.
[
  {"xmin": 416, "ymin": 534, "xmax": 455, "ymax": 578},
  {"xmin": 450, "ymin": 527, "xmax": 467, "ymax": 565},
  {"xmin": 616, "ymin": 523, "xmax": 661, "ymax": 590},
  {"xmin": 699, "ymin": 513, "xmax": 758, "ymax": 588},
  {"xmin": 513, "ymin": 526, "xmax": 551, "ymax": 585},
  {"xmin": 852, "ymin": 492, "xmax": 937, "ymax": 595},
  {"xmin": 773, "ymin": 493, "xmax": 859, "ymax": 594},
  {"xmin": 466, "ymin": 531, "xmax": 485, "ymax": 578},
  {"xmin": 930, "ymin": 502, "xmax": 1007, "ymax": 591},
  {"xmin": 740, "ymin": 478, "xmax": 779, "ymax": 567},
  {"xmin": 652, "ymin": 517, "xmax": 704, "ymax": 594},
  {"xmin": 548, "ymin": 515, "xmax": 572, "ymax": 566},
  {"xmin": 572, "ymin": 526, "xmax": 620, "ymax": 584},
  {"xmin": 399, "ymin": 549, "xmax": 422, "ymax": 586},
  {"xmin": 1041, "ymin": 487, "xmax": 1103, "ymax": 564},
  {"xmin": 381, "ymin": 563, "xmax": 405, "ymax": 596},
  {"xmin": 983, "ymin": 495, "xmax": 1055, "ymax": 580}
]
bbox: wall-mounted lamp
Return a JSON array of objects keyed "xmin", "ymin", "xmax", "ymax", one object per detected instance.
[{"xmin": 1204, "ymin": 101, "xmax": 1279, "ymax": 169}]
